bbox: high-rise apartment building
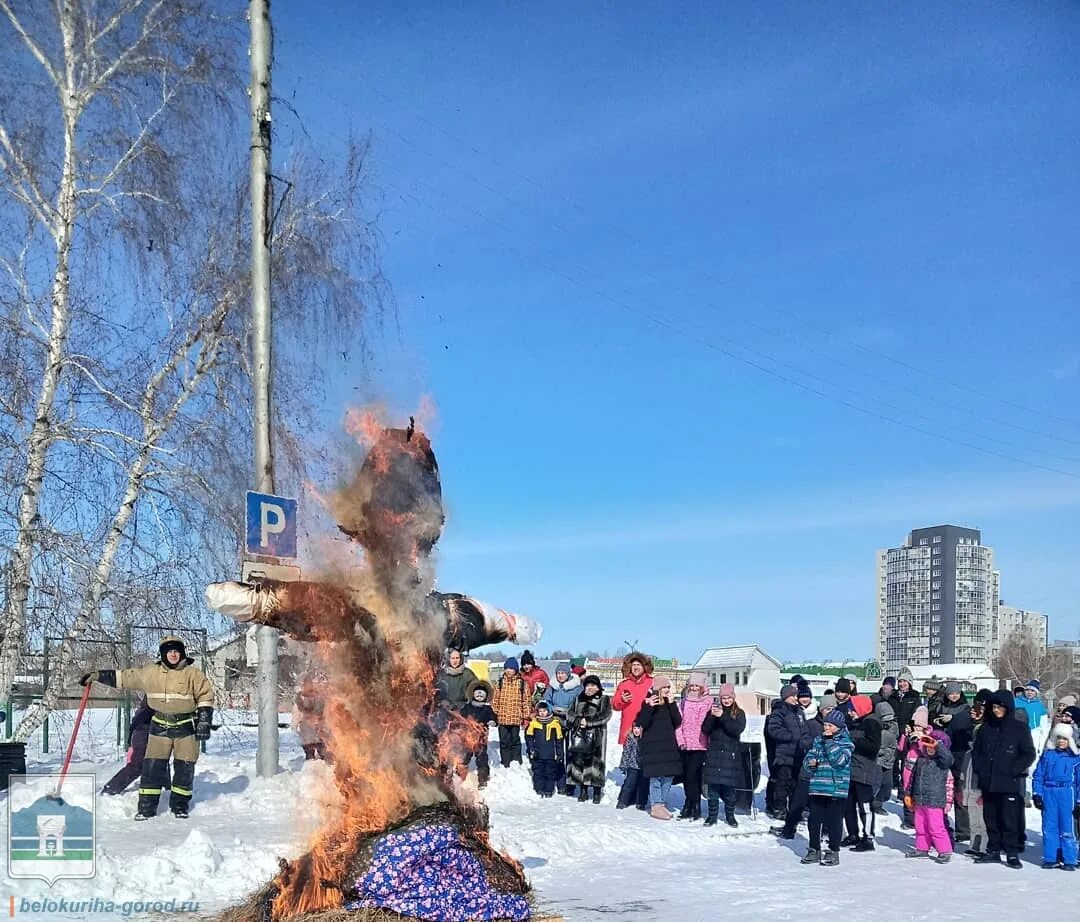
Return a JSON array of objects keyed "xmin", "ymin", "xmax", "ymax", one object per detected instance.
[
  {"xmin": 990, "ymin": 603, "xmax": 1047, "ymax": 663},
  {"xmin": 876, "ymin": 525, "xmax": 996, "ymax": 673}
]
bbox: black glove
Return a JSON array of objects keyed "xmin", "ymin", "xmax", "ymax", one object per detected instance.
[
  {"xmin": 79, "ymin": 672, "xmax": 97, "ymax": 687},
  {"xmin": 1032, "ymin": 794, "xmax": 1043, "ymax": 811},
  {"xmin": 195, "ymin": 706, "xmax": 213, "ymax": 741}
]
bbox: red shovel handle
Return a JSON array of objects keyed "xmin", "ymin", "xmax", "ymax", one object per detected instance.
[{"xmin": 55, "ymin": 681, "xmax": 93, "ymax": 797}]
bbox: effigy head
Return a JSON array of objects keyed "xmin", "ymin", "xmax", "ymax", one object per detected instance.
[{"xmin": 330, "ymin": 420, "xmax": 444, "ymax": 572}]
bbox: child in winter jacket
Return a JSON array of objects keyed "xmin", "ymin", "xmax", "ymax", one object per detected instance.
[
  {"xmin": 1032, "ymin": 724, "xmax": 1080, "ymax": 869},
  {"xmin": 461, "ymin": 680, "xmax": 496, "ymax": 787},
  {"xmin": 903, "ymin": 706, "xmax": 955, "ymax": 863},
  {"xmin": 799, "ymin": 711, "xmax": 854, "ymax": 866},
  {"xmin": 616, "ymin": 724, "xmax": 648, "ymax": 810},
  {"xmin": 492, "ymin": 658, "xmax": 530, "ymax": 767},
  {"xmin": 525, "ymin": 701, "xmax": 565, "ymax": 797}
]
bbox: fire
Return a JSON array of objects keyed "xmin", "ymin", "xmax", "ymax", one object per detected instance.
[{"xmin": 266, "ymin": 419, "xmax": 472, "ymax": 921}]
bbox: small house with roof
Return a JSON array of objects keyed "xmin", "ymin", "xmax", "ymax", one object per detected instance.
[{"xmin": 693, "ymin": 645, "xmax": 782, "ymax": 715}]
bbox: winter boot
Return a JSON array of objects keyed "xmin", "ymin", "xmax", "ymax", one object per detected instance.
[
  {"xmin": 577, "ymin": 789, "xmax": 589, "ymax": 803},
  {"xmin": 1005, "ymin": 855, "xmax": 1023, "ymax": 869},
  {"xmin": 591, "ymin": 788, "xmax": 602, "ymax": 805},
  {"xmin": 649, "ymin": 803, "xmax": 672, "ymax": 821},
  {"xmin": 172, "ymin": 806, "xmax": 189, "ymax": 819},
  {"xmin": 933, "ymin": 853, "xmax": 952, "ymax": 865},
  {"xmin": 1062, "ymin": 865, "xmax": 1077, "ymax": 872},
  {"xmin": 1042, "ymin": 861, "xmax": 1060, "ymax": 869},
  {"xmin": 851, "ymin": 836, "xmax": 875, "ymax": 852},
  {"xmin": 906, "ymin": 849, "xmax": 930, "ymax": 859},
  {"xmin": 974, "ymin": 851, "xmax": 1001, "ymax": 864},
  {"xmin": 800, "ymin": 849, "xmax": 820, "ymax": 865},
  {"xmin": 771, "ymin": 826, "xmax": 795, "ymax": 840},
  {"xmin": 677, "ymin": 807, "xmax": 693, "ymax": 821},
  {"xmin": 724, "ymin": 807, "xmax": 738, "ymax": 828},
  {"xmin": 704, "ymin": 801, "xmax": 720, "ymax": 827},
  {"xmin": 821, "ymin": 849, "xmax": 840, "ymax": 867},
  {"xmin": 839, "ymin": 834, "xmax": 859, "ymax": 848},
  {"xmin": 871, "ymin": 801, "xmax": 888, "ymax": 817},
  {"xmin": 134, "ymin": 812, "xmax": 155, "ymax": 821},
  {"xmin": 563, "ymin": 786, "xmax": 576, "ymax": 797}
]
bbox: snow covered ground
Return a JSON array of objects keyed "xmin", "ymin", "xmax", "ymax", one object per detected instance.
[{"xmin": 0, "ymin": 709, "xmax": 1067, "ymax": 922}]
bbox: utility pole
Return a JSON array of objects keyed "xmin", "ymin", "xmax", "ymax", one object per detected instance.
[{"xmin": 249, "ymin": 0, "xmax": 279, "ymax": 778}]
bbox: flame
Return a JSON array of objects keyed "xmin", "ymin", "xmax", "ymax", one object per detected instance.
[{"xmin": 267, "ymin": 418, "xmax": 473, "ymax": 921}]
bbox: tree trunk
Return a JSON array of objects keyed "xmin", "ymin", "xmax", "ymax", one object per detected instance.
[{"xmin": 0, "ymin": 104, "xmax": 78, "ymax": 712}]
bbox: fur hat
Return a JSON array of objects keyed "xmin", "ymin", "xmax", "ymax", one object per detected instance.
[
  {"xmin": 467, "ymin": 679, "xmax": 493, "ymax": 701},
  {"xmin": 519, "ymin": 650, "xmax": 535, "ymax": 668},
  {"xmin": 824, "ymin": 711, "xmax": 847, "ymax": 731},
  {"xmin": 1052, "ymin": 724, "xmax": 1079, "ymax": 754},
  {"xmin": 834, "ymin": 678, "xmax": 853, "ymax": 695},
  {"xmin": 621, "ymin": 652, "xmax": 654, "ymax": 679},
  {"xmin": 502, "ymin": 657, "xmax": 520, "ymax": 673},
  {"xmin": 718, "ymin": 683, "xmax": 735, "ymax": 698},
  {"xmin": 913, "ymin": 706, "xmax": 930, "ymax": 728},
  {"xmin": 780, "ymin": 684, "xmax": 798, "ymax": 701},
  {"xmin": 582, "ymin": 674, "xmax": 603, "ymax": 691}
]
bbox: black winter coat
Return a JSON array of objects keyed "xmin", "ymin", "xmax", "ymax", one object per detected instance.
[
  {"xmin": 972, "ymin": 700, "xmax": 1036, "ymax": 795},
  {"xmin": 849, "ymin": 716, "xmax": 883, "ymax": 787},
  {"xmin": 765, "ymin": 701, "xmax": 806, "ymax": 769},
  {"xmin": 891, "ymin": 689, "xmax": 922, "ymax": 733},
  {"xmin": 928, "ymin": 696, "xmax": 974, "ymax": 754},
  {"xmin": 702, "ymin": 707, "xmax": 746, "ymax": 788},
  {"xmin": 637, "ymin": 701, "xmax": 683, "ymax": 778}
]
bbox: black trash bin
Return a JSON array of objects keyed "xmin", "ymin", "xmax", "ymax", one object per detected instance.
[
  {"xmin": 735, "ymin": 741, "xmax": 761, "ymax": 810},
  {"xmin": 0, "ymin": 741, "xmax": 27, "ymax": 791}
]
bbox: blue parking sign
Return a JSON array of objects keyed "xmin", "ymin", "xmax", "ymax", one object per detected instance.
[{"xmin": 245, "ymin": 491, "xmax": 298, "ymax": 558}]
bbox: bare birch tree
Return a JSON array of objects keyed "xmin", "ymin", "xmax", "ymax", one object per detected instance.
[
  {"xmin": 1, "ymin": 0, "xmax": 388, "ymax": 730},
  {"xmin": 993, "ymin": 634, "xmax": 1078, "ymax": 702}
]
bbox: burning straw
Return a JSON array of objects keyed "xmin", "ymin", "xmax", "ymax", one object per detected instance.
[{"xmin": 208, "ymin": 418, "xmax": 535, "ymax": 922}]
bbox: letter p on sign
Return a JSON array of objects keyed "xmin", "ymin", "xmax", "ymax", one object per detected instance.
[{"xmin": 245, "ymin": 491, "xmax": 298, "ymax": 558}]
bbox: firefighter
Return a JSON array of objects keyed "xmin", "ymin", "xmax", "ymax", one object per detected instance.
[{"xmin": 81, "ymin": 636, "xmax": 214, "ymax": 820}]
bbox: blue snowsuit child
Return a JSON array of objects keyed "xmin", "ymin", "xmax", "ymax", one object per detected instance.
[{"xmin": 1032, "ymin": 725, "xmax": 1080, "ymax": 869}]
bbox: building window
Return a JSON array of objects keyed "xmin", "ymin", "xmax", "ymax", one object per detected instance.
[
  {"xmin": 933, "ymin": 535, "xmax": 942, "ymax": 543},
  {"xmin": 932, "ymin": 547, "xmax": 941, "ymax": 555},
  {"xmin": 932, "ymin": 582, "xmax": 941, "ymax": 589},
  {"xmin": 719, "ymin": 673, "xmax": 727, "ymax": 684},
  {"xmin": 919, "ymin": 538, "xmax": 928, "ymax": 546},
  {"xmin": 932, "ymin": 603, "xmax": 941, "ymax": 611}
]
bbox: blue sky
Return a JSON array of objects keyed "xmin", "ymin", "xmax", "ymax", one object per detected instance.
[{"xmin": 274, "ymin": 1, "xmax": 1080, "ymax": 663}]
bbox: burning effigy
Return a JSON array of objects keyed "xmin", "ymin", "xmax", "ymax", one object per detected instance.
[{"xmin": 206, "ymin": 418, "xmax": 541, "ymax": 922}]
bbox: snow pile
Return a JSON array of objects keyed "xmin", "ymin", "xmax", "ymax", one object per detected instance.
[{"xmin": 0, "ymin": 709, "xmax": 1068, "ymax": 922}]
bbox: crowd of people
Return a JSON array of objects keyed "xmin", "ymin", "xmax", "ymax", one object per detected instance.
[{"xmin": 436, "ymin": 650, "xmax": 1080, "ymax": 870}]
